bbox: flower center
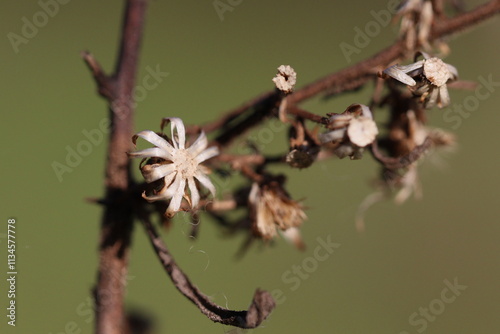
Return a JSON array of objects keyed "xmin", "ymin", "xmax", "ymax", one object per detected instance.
[{"xmin": 174, "ymin": 149, "xmax": 198, "ymax": 178}]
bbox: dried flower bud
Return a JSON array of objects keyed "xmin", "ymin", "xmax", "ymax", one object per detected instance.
[
  {"xmin": 272, "ymin": 65, "xmax": 297, "ymax": 94},
  {"xmin": 395, "ymin": 0, "xmax": 435, "ymax": 51},
  {"xmin": 249, "ymin": 181, "xmax": 306, "ymax": 249},
  {"xmin": 286, "ymin": 148, "xmax": 317, "ymax": 169},
  {"xmin": 320, "ymin": 104, "xmax": 378, "ymax": 159},
  {"xmin": 381, "ymin": 52, "xmax": 458, "ymax": 108},
  {"xmin": 286, "ymin": 119, "xmax": 320, "ymax": 169},
  {"xmin": 347, "ymin": 117, "xmax": 379, "ymax": 147},
  {"xmin": 423, "ymin": 57, "xmax": 450, "ymax": 87}
]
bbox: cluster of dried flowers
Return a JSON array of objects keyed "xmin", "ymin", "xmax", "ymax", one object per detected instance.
[
  {"xmin": 128, "ymin": 0, "xmax": 461, "ymax": 248},
  {"xmin": 85, "ymin": 0, "xmax": 500, "ymax": 330}
]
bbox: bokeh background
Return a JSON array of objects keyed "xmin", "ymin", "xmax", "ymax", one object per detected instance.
[{"xmin": 1, "ymin": 1, "xmax": 499, "ymax": 333}]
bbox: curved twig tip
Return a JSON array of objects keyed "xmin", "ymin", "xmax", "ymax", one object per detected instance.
[
  {"xmin": 243, "ymin": 288, "xmax": 276, "ymax": 328},
  {"xmin": 139, "ymin": 213, "xmax": 275, "ymax": 329}
]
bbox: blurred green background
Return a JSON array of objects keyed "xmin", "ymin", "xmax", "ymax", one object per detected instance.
[{"xmin": 1, "ymin": 0, "xmax": 499, "ymax": 333}]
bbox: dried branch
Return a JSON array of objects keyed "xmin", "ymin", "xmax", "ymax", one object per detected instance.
[
  {"xmin": 431, "ymin": 0, "xmax": 500, "ymax": 38},
  {"xmin": 82, "ymin": 53, "xmax": 113, "ymax": 99},
  {"xmin": 214, "ymin": 93, "xmax": 281, "ymax": 146},
  {"xmin": 206, "ymin": 0, "xmax": 500, "ymax": 144},
  {"xmin": 199, "ymin": 91, "xmax": 278, "ymax": 134},
  {"xmin": 84, "ymin": 1, "xmax": 279, "ymax": 332},
  {"xmin": 298, "ymin": 0, "xmax": 499, "ymax": 101},
  {"xmin": 370, "ymin": 137, "xmax": 433, "ymax": 170},
  {"xmin": 83, "ymin": 1, "xmax": 148, "ymax": 333},
  {"xmin": 139, "ymin": 213, "xmax": 275, "ymax": 328},
  {"xmin": 287, "ymin": 105, "xmax": 329, "ymax": 124}
]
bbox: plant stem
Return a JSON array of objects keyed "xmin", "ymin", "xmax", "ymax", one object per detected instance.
[{"xmin": 83, "ymin": 0, "xmax": 148, "ymax": 333}]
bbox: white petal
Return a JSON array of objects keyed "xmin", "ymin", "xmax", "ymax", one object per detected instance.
[
  {"xmin": 194, "ymin": 170, "xmax": 216, "ymax": 197},
  {"xmin": 425, "ymin": 88, "xmax": 439, "ymax": 109},
  {"xmin": 399, "ymin": 60, "xmax": 424, "ymax": 73},
  {"xmin": 162, "ymin": 117, "xmax": 186, "ymax": 150},
  {"xmin": 248, "ymin": 182, "xmax": 259, "ymax": 204},
  {"xmin": 438, "ymin": 85, "xmax": 450, "ymax": 108},
  {"xmin": 163, "ymin": 171, "xmax": 177, "ymax": 189},
  {"xmin": 446, "ymin": 64, "xmax": 458, "ymax": 80},
  {"xmin": 417, "ymin": 2, "xmax": 433, "ymax": 48},
  {"xmin": 328, "ymin": 114, "xmax": 352, "ymax": 128},
  {"xmin": 359, "ymin": 104, "xmax": 373, "ymax": 119},
  {"xmin": 383, "ymin": 64, "xmax": 417, "ymax": 86},
  {"xmin": 142, "ymin": 163, "xmax": 176, "ymax": 183},
  {"xmin": 142, "ymin": 191, "xmax": 169, "ymax": 202},
  {"xmin": 255, "ymin": 201, "xmax": 276, "ymax": 239},
  {"xmin": 162, "ymin": 174, "xmax": 183, "ymax": 199},
  {"xmin": 319, "ymin": 128, "xmax": 346, "ymax": 144},
  {"xmin": 195, "ymin": 146, "xmax": 219, "ymax": 164},
  {"xmin": 166, "ymin": 178, "xmax": 186, "ymax": 214},
  {"xmin": 133, "ymin": 131, "xmax": 175, "ymax": 153},
  {"xmin": 187, "ymin": 177, "xmax": 200, "ymax": 209},
  {"xmin": 142, "ymin": 172, "xmax": 178, "ymax": 201},
  {"xmin": 188, "ymin": 131, "xmax": 208, "ymax": 156},
  {"xmin": 128, "ymin": 147, "xmax": 173, "ymax": 161}
]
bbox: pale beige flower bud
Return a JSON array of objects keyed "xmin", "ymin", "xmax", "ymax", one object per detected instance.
[{"xmin": 272, "ymin": 65, "xmax": 297, "ymax": 93}]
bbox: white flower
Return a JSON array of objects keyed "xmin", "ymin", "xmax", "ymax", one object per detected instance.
[
  {"xmin": 320, "ymin": 104, "xmax": 378, "ymax": 159},
  {"xmin": 381, "ymin": 52, "xmax": 458, "ymax": 108},
  {"xmin": 129, "ymin": 117, "xmax": 219, "ymax": 216},
  {"xmin": 272, "ymin": 65, "xmax": 297, "ymax": 93}
]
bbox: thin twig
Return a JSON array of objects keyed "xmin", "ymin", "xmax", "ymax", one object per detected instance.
[
  {"xmin": 139, "ymin": 213, "xmax": 276, "ymax": 328},
  {"xmin": 431, "ymin": 0, "xmax": 500, "ymax": 38},
  {"xmin": 81, "ymin": 52, "xmax": 113, "ymax": 99},
  {"xmin": 200, "ymin": 91, "xmax": 278, "ymax": 134},
  {"xmin": 287, "ymin": 105, "xmax": 329, "ymax": 124},
  {"xmin": 370, "ymin": 137, "xmax": 433, "ymax": 169}
]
